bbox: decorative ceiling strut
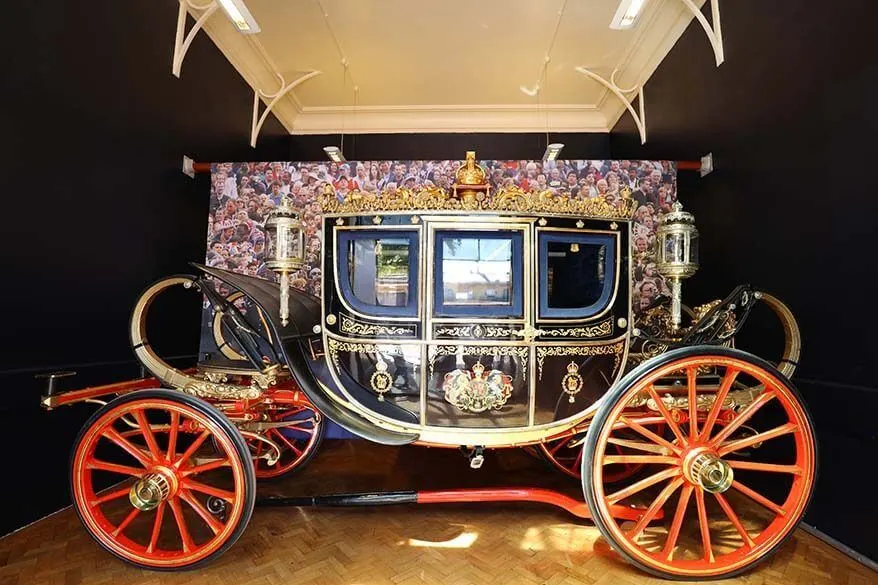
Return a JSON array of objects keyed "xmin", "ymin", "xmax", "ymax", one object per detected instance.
[
  {"xmin": 678, "ymin": 0, "xmax": 724, "ymax": 66},
  {"xmin": 250, "ymin": 70, "xmax": 322, "ymax": 147},
  {"xmin": 172, "ymin": 0, "xmax": 220, "ymax": 78},
  {"xmin": 574, "ymin": 68, "xmax": 646, "ymax": 144}
]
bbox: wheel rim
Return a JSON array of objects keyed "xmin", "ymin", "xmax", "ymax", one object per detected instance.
[
  {"xmin": 72, "ymin": 399, "xmax": 249, "ymax": 567},
  {"xmin": 589, "ymin": 354, "xmax": 815, "ymax": 578},
  {"xmin": 251, "ymin": 403, "xmax": 321, "ymax": 479}
]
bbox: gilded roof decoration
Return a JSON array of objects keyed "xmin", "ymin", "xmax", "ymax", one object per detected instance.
[{"xmin": 319, "ymin": 183, "xmax": 638, "ymax": 220}]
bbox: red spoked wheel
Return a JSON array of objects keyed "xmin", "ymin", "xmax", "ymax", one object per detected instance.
[
  {"xmin": 582, "ymin": 347, "xmax": 816, "ymax": 580},
  {"xmin": 71, "ymin": 390, "xmax": 256, "ymax": 570},
  {"xmin": 539, "ymin": 425, "xmax": 664, "ymax": 483},
  {"xmin": 249, "ymin": 400, "xmax": 325, "ymax": 480}
]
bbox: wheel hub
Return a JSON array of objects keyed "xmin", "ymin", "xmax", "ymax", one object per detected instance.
[
  {"xmin": 685, "ymin": 449, "xmax": 734, "ymax": 493},
  {"xmin": 129, "ymin": 468, "xmax": 175, "ymax": 511}
]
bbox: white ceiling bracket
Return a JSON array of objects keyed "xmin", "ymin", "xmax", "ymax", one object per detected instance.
[
  {"xmin": 250, "ymin": 70, "xmax": 322, "ymax": 147},
  {"xmin": 678, "ymin": 0, "xmax": 724, "ymax": 66},
  {"xmin": 172, "ymin": 0, "xmax": 220, "ymax": 78},
  {"xmin": 575, "ymin": 67, "xmax": 647, "ymax": 144}
]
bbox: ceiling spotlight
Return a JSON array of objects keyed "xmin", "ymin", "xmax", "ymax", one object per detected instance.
[
  {"xmin": 610, "ymin": 0, "xmax": 647, "ymax": 30},
  {"xmin": 323, "ymin": 146, "xmax": 346, "ymax": 163},
  {"xmin": 217, "ymin": 0, "xmax": 261, "ymax": 34},
  {"xmin": 543, "ymin": 143, "xmax": 564, "ymax": 162}
]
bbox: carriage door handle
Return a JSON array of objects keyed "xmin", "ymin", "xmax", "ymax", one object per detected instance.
[{"xmin": 512, "ymin": 323, "xmax": 546, "ymax": 343}]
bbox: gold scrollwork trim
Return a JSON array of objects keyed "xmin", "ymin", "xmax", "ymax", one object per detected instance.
[
  {"xmin": 428, "ymin": 345, "xmax": 529, "ymax": 379},
  {"xmin": 326, "ymin": 338, "xmax": 405, "ymax": 370},
  {"xmin": 340, "ymin": 315, "xmax": 415, "ymax": 337},
  {"xmin": 539, "ymin": 318, "xmax": 614, "ymax": 339},
  {"xmin": 321, "ymin": 184, "xmax": 637, "ymax": 220},
  {"xmin": 434, "ymin": 324, "xmax": 515, "ymax": 338},
  {"xmin": 536, "ymin": 341, "xmax": 625, "ymax": 380}
]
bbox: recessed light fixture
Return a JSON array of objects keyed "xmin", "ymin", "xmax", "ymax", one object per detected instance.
[
  {"xmin": 217, "ymin": 0, "xmax": 261, "ymax": 34},
  {"xmin": 610, "ymin": 0, "xmax": 647, "ymax": 30},
  {"xmin": 543, "ymin": 143, "xmax": 564, "ymax": 162},
  {"xmin": 323, "ymin": 146, "xmax": 346, "ymax": 163}
]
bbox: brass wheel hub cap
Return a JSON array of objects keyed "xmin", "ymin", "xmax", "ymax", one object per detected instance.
[
  {"xmin": 129, "ymin": 470, "xmax": 173, "ymax": 511},
  {"xmin": 687, "ymin": 451, "xmax": 734, "ymax": 494}
]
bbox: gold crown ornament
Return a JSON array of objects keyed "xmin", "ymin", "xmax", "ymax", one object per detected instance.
[{"xmin": 452, "ymin": 151, "xmax": 490, "ymax": 205}]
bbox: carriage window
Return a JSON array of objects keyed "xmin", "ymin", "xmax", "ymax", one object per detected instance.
[
  {"xmin": 539, "ymin": 232, "xmax": 616, "ymax": 319},
  {"xmin": 434, "ymin": 231, "xmax": 523, "ymax": 317},
  {"xmin": 338, "ymin": 230, "xmax": 418, "ymax": 317}
]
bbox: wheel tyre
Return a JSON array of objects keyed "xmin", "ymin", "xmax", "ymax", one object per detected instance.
[
  {"xmin": 581, "ymin": 346, "xmax": 817, "ymax": 581},
  {"xmin": 70, "ymin": 389, "xmax": 257, "ymax": 571}
]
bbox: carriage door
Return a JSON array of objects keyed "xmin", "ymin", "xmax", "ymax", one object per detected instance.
[{"xmin": 424, "ymin": 219, "xmax": 534, "ymax": 428}]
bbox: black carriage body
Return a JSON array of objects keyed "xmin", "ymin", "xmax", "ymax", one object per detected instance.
[{"xmin": 317, "ymin": 211, "xmax": 631, "ymax": 447}]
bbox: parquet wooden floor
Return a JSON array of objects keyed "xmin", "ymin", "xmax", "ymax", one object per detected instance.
[{"xmin": 0, "ymin": 440, "xmax": 874, "ymax": 585}]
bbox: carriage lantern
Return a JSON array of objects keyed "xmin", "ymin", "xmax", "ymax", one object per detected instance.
[
  {"xmin": 264, "ymin": 196, "xmax": 304, "ymax": 327},
  {"xmin": 655, "ymin": 200, "xmax": 699, "ymax": 331}
]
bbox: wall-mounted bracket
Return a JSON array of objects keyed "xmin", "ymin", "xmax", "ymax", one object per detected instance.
[
  {"xmin": 182, "ymin": 155, "xmax": 196, "ymax": 178},
  {"xmin": 575, "ymin": 67, "xmax": 646, "ymax": 144},
  {"xmin": 700, "ymin": 152, "xmax": 714, "ymax": 177},
  {"xmin": 250, "ymin": 70, "xmax": 321, "ymax": 147},
  {"xmin": 678, "ymin": 0, "xmax": 724, "ymax": 66},
  {"xmin": 172, "ymin": 0, "xmax": 220, "ymax": 78}
]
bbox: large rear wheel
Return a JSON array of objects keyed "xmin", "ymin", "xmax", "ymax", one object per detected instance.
[
  {"xmin": 581, "ymin": 347, "xmax": 816, "ymax": 580},
  {"xmin": 70, "ymin": 389, "xmax": 256, "ymax": 570}
]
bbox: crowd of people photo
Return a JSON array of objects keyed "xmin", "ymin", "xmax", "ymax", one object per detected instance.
[{"xmin": 206, "ymin": 159, "xmax": 677, "ymax": 313}]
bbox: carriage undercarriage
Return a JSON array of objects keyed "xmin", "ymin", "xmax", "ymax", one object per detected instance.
[{"xmin": 41, "ymin": 157, "xmax": 816, "ymax": 580}]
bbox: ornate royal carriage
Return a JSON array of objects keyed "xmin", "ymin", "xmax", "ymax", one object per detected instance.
[{"xmin": 43, "ymin": 153, "xmax": 814, "ymax": 579}]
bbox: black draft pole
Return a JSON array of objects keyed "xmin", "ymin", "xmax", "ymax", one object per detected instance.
[{"xmin": 256, "ymin": 491, "xmax": 418, "ymax": 508}]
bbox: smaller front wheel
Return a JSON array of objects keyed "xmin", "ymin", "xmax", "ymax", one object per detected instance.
[
  {"xmin": 582, "ymin": 347, "xmax": 816, "ymax": 580},
  {"xmin": 71, "ymin": 390, "xmax": 256, "ymax": 570}
]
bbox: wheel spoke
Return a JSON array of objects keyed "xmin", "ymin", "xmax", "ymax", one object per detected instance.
[
  {"xmin": 687, "ymin": 367, "xmax": 698, "ymax": 440},
  {"xmin": 727, "ymin": 460, "xmax": 803, "ymax": 475},
  {"xmin": 612, "ymin": 416, "xmax": 666, "ymax": 430},
  {"xmin": 270, "ymin": 429, "xmax": 303, "ymax": 457},
  {"xmin": 714, "ymin": 492, "xmax": 755, "ymax": 549},
  {"xmin": 90, "ymin": 486, "xmax": 132, "ymax": 507},
  {"xmin": 710, "ymin": 391, "xmax": 777, "ymax": 446},
  {"xmin": 603, "ymin": 455, "xmax": 678, "ymax": 465},
  {"xmin": 147, "ymin": 501, "xmax": 166, "ymax": 553},
  {"xmin": 174, "ymin": 430, "xmax": 211, "ymax": 469},
  {"xmin": 167, "ymin": 411, "xmax": 180, "ymax": 463},
  {"xmin": 695, "ymin": 489, "xmax": 715, "ymax": 563},
  {"xmin": 86, "ymin": 458, "xmax": 143, "ymax": 477},
  {"xmin": 606, "ymin": 467, "xmax": 681, "ymax": 504},
  {"xmin": 103, "ymin": 427, "xmax": 153, "ymax": 468},
  {"xmin": 182, "ymin": 478, "xmax": 236, "ymax": 503},
  {"xmin": 646, "ymin": 385, "xmax": 688, "ymax": 446},
  {"xmin": 699, "ymin": 367, "xmax": 738, "ymax": 441},
  {"xmin": 628, "ymin": 478, "xmax": 683, "ymax": 538},
  {"xmin": 662, "ymin": 484, "xmax": 694, "ymax": 559},
  {"xmin": 618, "ymin": 416, "xmax": 682, "ymax": 455},
  {"xmin": 181, "ymin": 458, "xmax": 231, "ymax": 477},
  {"xmin": 112, "ymin": 507, "xmax": 141, "ymax": 537},
  {"xmin": 169, "ymin": 498, "xmax": 195, "ymax": 553},
  {"xmin": 133, "ymin": 409, "xmax": 163, "ymax": 462},
  {"xmin": 607, "ymin": 436, "xmax": 669, "ymax": 455},
  {"xmin": 717, "ymin": 423, "xmax": 797, "ymax": 457},
  {"xmin": 179, "ymin": 490, "xmax": 224, "ymax": 535},
  {"xmin": 731, "ymin": 480, "xmax": 786, "ymax": 516}
]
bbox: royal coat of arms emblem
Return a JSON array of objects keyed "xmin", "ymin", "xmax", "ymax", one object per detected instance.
[{"xmin": 442, "ymin": 362, "xmax": 513, "ymax": 413}]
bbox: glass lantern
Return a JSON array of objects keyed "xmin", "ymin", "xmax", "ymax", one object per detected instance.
[
  {"xmin": 655, "ymin": 201, "xmax": 699, "ymax": 331},
  {"xmin": 263, "ymin": 197, "xmax": 304, "ymax": 327}
]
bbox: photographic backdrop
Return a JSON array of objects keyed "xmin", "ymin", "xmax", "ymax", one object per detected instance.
[{"xmin": 206, "ymin": 159, "xmax": 678, "ymax": 339}]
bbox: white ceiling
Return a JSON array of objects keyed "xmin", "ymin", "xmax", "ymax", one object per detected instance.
[{"xmin": 193, "ymin": 0, "xmax": 706, "ymax": 134}]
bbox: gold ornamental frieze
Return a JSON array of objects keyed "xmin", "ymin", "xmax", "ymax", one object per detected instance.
[
  {"xmin": 326, "ymin": 338, "xmax": 407, "ymax": 370},
  {"xmin": 434, "ymin": 324, "xmax": 516, "ymax": 339},
  {"xmin": 320, "ymin": 184, "xmax": 637, "ymax": 220},
  {"xmin": 536, "ymin": 341, "xmax": 625, "ymax": 380},
  {"xmin": 538, "ymin": 318, "xmax": 614, "ymax": 339},
  {"xmin": 626, "ymin": 387, "xmax": 761, "ymax": 412},
  {"xmin": 428, "ymin": 345, "xmax": 529, "ymax": 379},
  {"xmin": 183, "ymin": 379, "xmax": 262, "ymax": 401},
  {"xmin": 340, "ymin": 315, "xmax": 415, "ymax": 337}
]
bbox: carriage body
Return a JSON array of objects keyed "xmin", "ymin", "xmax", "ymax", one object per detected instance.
[{"xmin": 314, "ymin": 197, "xmax": 633, "ymax": 448}]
